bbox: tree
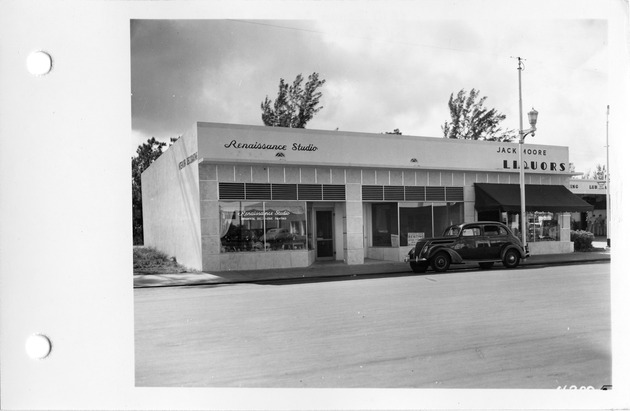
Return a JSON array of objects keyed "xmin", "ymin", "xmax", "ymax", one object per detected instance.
[
  {"xmin": 581, "ymin": 164, "xmax": 607, "ymax": 180},
  {"xmin": 132, "ymin": 137, "xmax": 167, "ymax": 245},
  {"xmin": 442, "ymin": 88, "xmax": 516, "ymax": 142},
  {"xmin": 261, "ymin": 72, "xmax": 326, "ymax": 128},
  {"xmin": 384, "ymin": 128, "xmax": 402, "ymax": 135}
]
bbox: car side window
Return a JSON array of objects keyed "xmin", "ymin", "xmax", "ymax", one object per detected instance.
[
  {"xmin": 462, "ymin": 226, "xmax": 481, "ymax": 237},
  {"xmin": 484, "ymin": 225, "xmax": 500, "ymax": 236}
]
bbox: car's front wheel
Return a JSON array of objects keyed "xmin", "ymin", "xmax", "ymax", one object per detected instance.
[
  {"xmin": 410, "ymin": 261, "xmax": 428, "ymax": 273},
  {"xmin": 502, "ymin": 249, "xmax": 520, "ymax": 268},
  {"xmin": 431, "ymin": 251, "xmax": 451, "ymax": 272}
]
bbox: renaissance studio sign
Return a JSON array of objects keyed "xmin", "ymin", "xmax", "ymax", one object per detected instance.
[{"xmin": 223, "ymin": 139, "xmax": 318, "ymax": 152}]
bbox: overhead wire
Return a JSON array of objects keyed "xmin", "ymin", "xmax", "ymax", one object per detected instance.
[{"xmin": 227, "ymin": 19, "xmax": 606, "ymax": 75}]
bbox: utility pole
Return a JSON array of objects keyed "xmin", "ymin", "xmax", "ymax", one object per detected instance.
[
  {"xmin": 517, "ymin": 57, "xmax": 527, "ymax": 248},
  {"xmin": 606, "ymin": 105, "xmax": 611, "ymax": 247},
  {"xmin": 515, "ymin": 56, "xmax": 538, "ymax": 249}
]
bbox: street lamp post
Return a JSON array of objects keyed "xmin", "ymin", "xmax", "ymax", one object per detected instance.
[{"xmin": 517, "ymin": 57, "xmax": 538, "ymax": 249}]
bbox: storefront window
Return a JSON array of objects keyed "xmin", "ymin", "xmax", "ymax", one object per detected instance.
[
  {"xmin": 371, "ymin": 203, "xmax": 398, "ymax": 246},
  {"xmin": 399, "ymin": 203, "xmax": 432, "ymax": 246},
  {"xmin": 399, "ymin": 202, "xmax": 464, "ymax": 246},
  {"xmin": 506, "ymin": 211, "xmax": 560, "ymax": 242},
  {"xmin": 220, "ymin": 201, "xmax": 261, "ymax": 252},
  {"xmin": 307, "ymin": 202, "xmax": 314, "ymax": 250},
  {"xmin": 219, "ymin": 201, "xmax": 307, "ymax": 252},
  {"xmin": 433, "ymin": 202, "xmax": 464, "ymax": 235},
  {"xmin": 528, "ymin": 211, "xmax": 559, "ymax": 242}
]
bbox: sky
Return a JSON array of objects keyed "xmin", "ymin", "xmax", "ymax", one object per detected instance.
[{"xmin": 130, "ymin": 16, "xmax": 610, "ymax": 174}]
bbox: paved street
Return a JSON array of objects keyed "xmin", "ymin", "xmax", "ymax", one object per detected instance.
[{"xmin": 134, "ymin": 262, "xmax": 611, "ymax": 389}]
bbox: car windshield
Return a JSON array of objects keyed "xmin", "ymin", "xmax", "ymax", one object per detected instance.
[{"xmin": 443, "ymin": 226, "xmax": 461, "ymax": 237}]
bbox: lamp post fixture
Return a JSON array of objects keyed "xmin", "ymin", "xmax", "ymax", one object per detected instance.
[{"xmin": 517, "ymin": 57, "xmax": 538, "ymax": 248}]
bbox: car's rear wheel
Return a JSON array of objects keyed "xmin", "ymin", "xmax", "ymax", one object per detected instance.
[
  {"xmin": 502, "ymin": 249, "xmax": 520, "ymax": 268},
  {"xmin": 410, "ymin": 261, "xmax": 428, "ymax": 273},
  {"xmin": 431, "ymin": 251, "xmax": 451, "ymax": 272},
  {"xmin": 479, "ymin": 262, "xmax": 494, "ymax": 269}
]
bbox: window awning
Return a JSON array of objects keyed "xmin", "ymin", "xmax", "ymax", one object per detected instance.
[{"xmin": 474, "ymin": 183, "xmax": 594, "ymax": 213}]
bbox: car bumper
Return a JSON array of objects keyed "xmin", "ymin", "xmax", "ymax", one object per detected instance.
[{"xmin": 404, "ymin": 255, "xmax": 427, "ymax": 263}]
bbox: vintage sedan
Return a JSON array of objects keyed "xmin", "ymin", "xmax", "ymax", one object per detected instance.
[{"xmin": 405, "ymin": 221, "xmax": 529, "ymax": 273}]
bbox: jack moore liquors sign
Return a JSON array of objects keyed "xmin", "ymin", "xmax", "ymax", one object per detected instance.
[{"xmin": 496, "ymin": 146, "xmax": 567, "ymax": 172}]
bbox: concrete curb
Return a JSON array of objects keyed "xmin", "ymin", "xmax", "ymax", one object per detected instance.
[{"xmin": 134, "ymin": 251, "xmax": 610, "ymax": 289}]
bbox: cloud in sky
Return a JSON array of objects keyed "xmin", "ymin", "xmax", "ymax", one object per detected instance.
[{"xmin": 131, "ymin": 18, "xmax": 608, "ymax": 172}]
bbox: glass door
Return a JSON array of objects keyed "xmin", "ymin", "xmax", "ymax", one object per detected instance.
[{"xmin": 315, "ymin": 210, "xmax": 334, "ymax": 259}]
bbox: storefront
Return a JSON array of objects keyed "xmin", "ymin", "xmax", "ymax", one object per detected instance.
[
  {"xmin": 569, "ymin": 179, "xmax": 608, "ymax": 235},
  {"xmin": 141, "ymin": 122, "xmax": 592, "ymax": 271}
]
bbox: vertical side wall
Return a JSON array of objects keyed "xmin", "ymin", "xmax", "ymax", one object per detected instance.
[
  {"xmin": 199, "ymin": 163, "xmax": 221, "ymax": 271},
  {"xmin": 141, "ymin": 130, "xmax": 201, "ymax": 270},
  {"xmin": 344, "ymin": 180, "xmax": 364, "ymax": 265}
]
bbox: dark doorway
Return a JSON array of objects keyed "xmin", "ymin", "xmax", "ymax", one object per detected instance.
[{"xmin": 316, "ymin": 210, "xmax": 334, "ymax": 259}]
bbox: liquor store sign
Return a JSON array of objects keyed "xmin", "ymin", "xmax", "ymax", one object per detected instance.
[{"xmin": 496, "ymin": 146, "xmax": 567, "ymax": 172}]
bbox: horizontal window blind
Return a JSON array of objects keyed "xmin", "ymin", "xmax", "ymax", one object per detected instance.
[
  {"xmin": 219, "ymin": 183, "xmax": 346, "ymax": 201},
  {"xmin": 362, "ymin": 185, "xmax": 463, "ymax": 202}
]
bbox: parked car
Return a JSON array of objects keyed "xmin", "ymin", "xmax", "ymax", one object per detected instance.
[{"xmin": 404, "ymin": 221, "xmax": 529, "ymax": 273}]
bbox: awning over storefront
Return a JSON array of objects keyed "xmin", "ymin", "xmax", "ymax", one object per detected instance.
[{"xmin": 474, "ymin": 183, "xmax": 594, "ymax": 213}]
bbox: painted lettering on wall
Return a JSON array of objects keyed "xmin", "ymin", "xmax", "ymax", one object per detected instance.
[
  {"xmin": 224, "ymin": 139, "xmax": 318, "ymax": 152},
  {"xmin": 224, "ymin": 140, "xmax": 287, "ymax": 151},
  {"xmin": 497, "ymin": 146, "xmax": 547, "ymax": 156},
  {"xmin": 570, "ymin": 183, "xmax": 606, "ymax": 190},
  {"xmin": 292, "ymin": 143, "xmax": 318, "ymax": 151},
  {"xmin": 178, "ymin": 152, "xmax": 198, "ymax": 170},
  {"xmin": 502, "ymin": 160, "xmax": 566, "ymax": 171},
  {"xmin": 239, "ymin": 209, "xmax": 292, "ymax": 221},
  {"xmin": 496, "ymin": 145, "xmax": 566, "ymax": 172}
]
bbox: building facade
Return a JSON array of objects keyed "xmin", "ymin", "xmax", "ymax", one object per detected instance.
[
  {"xmin": 141, "ymin": 122, "xmax": 592, "ymax": 272},
  {"xmin": 569, "ymin": 179, "xmax": 608, "ymax": 236}
]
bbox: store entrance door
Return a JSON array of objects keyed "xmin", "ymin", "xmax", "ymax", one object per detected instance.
[{"xmin": 315, "ymin": 210, "xmax": 334, "ymax": 259}]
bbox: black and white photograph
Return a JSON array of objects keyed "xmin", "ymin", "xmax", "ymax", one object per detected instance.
[
  {"xmin": 2, "ymin": 1, "xmax": 629, "ymax": 410},
  {"xmin": 132, "ymin": 18, "xmax": 612, "ymax": 389}
]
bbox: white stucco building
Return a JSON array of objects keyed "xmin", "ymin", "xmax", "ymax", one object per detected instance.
[{"xmin": 141, "ymin": 122, "xmax": 592, "ymax": 271}]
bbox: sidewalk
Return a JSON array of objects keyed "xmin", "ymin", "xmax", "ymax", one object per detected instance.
[{"xmin": 134, "ymin": 247, "xmax": 611, "ymax": 289}]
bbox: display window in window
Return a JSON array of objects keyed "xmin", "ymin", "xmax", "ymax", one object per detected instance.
[
  {"xmin": 399, "ymin": 203, "xmax": 432, "ymax": 246},
  {"xmin": 371, "ymin": 203, "xmax": 398, "ymax": 246},
  {"xmin": 220, "ymin": 201, "xmax": 263, "ymax": 252},
  {"xmin": 529, "ymin": 211, "xmax": 559, "ymax": 242},
  {"xmin": 219, "ymin": 201, "xmax": 307, "ymax": 252},
  {"xmin": 433, "ymin": 202, "xmax": 464, "ymax": 234},
  {"xmin": 506, "ymin": 211, "xmax": 560, "ymax": 241},
  {"xmin": 263, "ymin": 201, "xmax": 307, "ymax": 250},
  {"xmin": 399, "ymin": 202, "xmax": 464, "ymax": 246}
]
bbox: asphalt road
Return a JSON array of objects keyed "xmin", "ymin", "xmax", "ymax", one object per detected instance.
[{"xmin": 134, "ymin": 262, "xmax": 611, "ymax": 389}]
